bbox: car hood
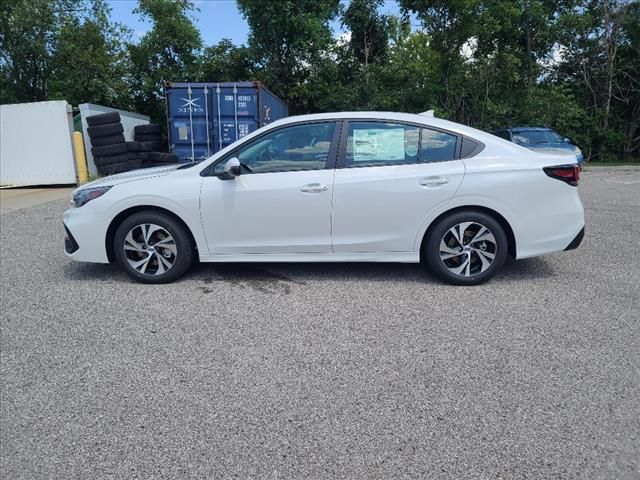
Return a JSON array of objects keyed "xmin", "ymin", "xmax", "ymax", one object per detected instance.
[{"xmin": 80, "ymin": 165, "xmax": 182, "ymax": 189}]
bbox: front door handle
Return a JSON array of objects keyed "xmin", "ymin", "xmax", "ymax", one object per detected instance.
[
  {"xmin": 420, "ymin": 176, "xmax": 449, "ymax": 188},
  {"xmin": 300, "ymin": 183, "xmax": 329, "ymax": 193}
]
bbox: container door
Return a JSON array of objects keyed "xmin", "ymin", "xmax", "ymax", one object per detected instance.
[
  {"xmin": 167, "ymin": 84, "xmax": 215, "ymax": 163},
  {"xmin": 211, "ymin": 84, "xmax": 260, "ymax": 154}
]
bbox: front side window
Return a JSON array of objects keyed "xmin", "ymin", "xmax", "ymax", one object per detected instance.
[
  {"xmin": 345, "ymin": 122, "xmax": 420, "ymax": 167},
  {"xmin": 421, "ymin": 128, "xmax": 458, "ymax": 163},
  {"xmin": 218, "ymin": 122, "xmax": 336, "ymax": 174}
]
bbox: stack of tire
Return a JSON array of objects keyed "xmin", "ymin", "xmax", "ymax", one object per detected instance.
[
  {"xmin": 86, "ymin": 112, "xmax": 142, "ymax": 175},
  {"xmin": 134, "ymin": 124, "xmax": 179, "ymax": 165}
]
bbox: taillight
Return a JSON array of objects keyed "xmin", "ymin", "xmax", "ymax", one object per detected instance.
[{"xmin": 543, "ymin": 164, "xmax": 580, "ymax": 186}]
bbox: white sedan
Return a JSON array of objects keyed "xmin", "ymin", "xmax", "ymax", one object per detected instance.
[{"xmin": 64, "ymin": 112, "xmax": 584, "ymax": 285}]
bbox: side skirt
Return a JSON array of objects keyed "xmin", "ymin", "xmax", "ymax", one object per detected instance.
[{"xmin": 198, "ymin": 252, "xmax": 420, "ymax": 263}]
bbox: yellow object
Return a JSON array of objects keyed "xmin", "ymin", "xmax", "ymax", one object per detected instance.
[{"xmin": 72, "ymin": 131, "xmax": 89, "ymax": 184}]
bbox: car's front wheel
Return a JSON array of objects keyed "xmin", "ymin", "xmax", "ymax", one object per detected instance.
[
  {"xmin": 424, "ymin": 210, "xmax": 508, "ymax": 286},
  {"xmin": 113, "ymin": 211, "xmax": 194, "ymax": 284}
]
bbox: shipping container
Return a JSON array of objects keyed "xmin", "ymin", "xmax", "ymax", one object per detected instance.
[{"xmin": 165, "ymin": 81, "xmax": 288, "ymax": 163}]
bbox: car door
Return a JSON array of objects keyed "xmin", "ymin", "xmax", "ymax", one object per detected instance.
[
  {"xmin": 200, "ymin": 121, "xmax": 339, "ymax": 255},
  {"xmin": 331, "ymin": 120, "xmax": 466, "ymax": 253}
]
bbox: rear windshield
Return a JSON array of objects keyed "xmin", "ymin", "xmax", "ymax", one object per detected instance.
[{"xmin": 512, "ymin": 130, "xmax": 563, "ymax": 145}]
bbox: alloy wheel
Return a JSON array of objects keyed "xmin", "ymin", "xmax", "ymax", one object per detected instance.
[
  {"xmin": 439, "ymin": 222, "xmax": 497, "ymax": 277},
  {"xmin": 122, "ymin": 223, "xmax": 177, "ymax": 275}
]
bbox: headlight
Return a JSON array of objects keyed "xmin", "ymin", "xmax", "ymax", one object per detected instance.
[
  {"xmin": 573, "ymin": 145, "xmax": 582, "ymax": 155},
  {"xmin": 71, "ymin": 186, "xmax": 112, "ymax": 208}
]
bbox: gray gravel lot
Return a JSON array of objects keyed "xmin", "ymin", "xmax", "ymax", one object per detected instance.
[{"xmin": 1, "ymin": 170, "xmax": 639, "ymax": 479}]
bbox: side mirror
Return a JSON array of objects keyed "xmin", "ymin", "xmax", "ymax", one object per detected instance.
[
  {"xmin": 224, "ymin": 157, "xmax": 241, "ymax": 178},
  {"xmin": 564, "ymin": 137, "xmax": 575, "ymax": 145}
]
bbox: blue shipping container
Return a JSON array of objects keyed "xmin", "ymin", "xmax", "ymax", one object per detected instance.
[{"xmin": 165, "ymin": 81, "xmax": 288, "ymax": 163}]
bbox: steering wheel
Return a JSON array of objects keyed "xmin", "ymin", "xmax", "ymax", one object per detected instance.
[{"xmin": 259, "ymin": 149, "xmax": 273, "ymax": 162}]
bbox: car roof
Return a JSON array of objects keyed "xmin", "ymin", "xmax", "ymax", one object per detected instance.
[{"xmin": 268, "ymin": 111, "xmax": 502, "ymax": 144}]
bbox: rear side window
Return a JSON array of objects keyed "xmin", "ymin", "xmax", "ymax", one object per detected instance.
[
  {"xmin": 345, "ymin": 122, "xmax": 420, "ymax": 167},
  {"xmin": 420, "ymin": 128, "xmax": 458, "ymax": 163}
]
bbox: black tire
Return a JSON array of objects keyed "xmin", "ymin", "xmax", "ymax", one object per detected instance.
[
  {"xmin": 127, "ymin": 152, "xmax": 141, "ymax": 161},
  {"xmin": 86, "ymin": 111, "xmax": 121, "ymax": 126},
  {"xmin": 135, "ymin": 134, "xmax": 163, "ymax": 143},
  {"xmin": 90, "ymin": 133, "xmax": 125, "ymax": 147},
  {"xmin": 128, "ymin": 159, "xmax": 143, "ymax": 170},
  {"xmin": 138, "ymin": 140, "xmax": 163, "ymax": 151},
  {"xmin": 113, "ymin": 211, "xmax": 194, "ymax": 284},
  {"xmin": 94, "ymin": 153, "xmax": 129, "ymax": 167},
  {"xmin": 139, "ymin": 152, "xmax": 149, "ymax": 161},
  {"xmin": 134, "ymin": 124, "xmax": 162, "ymax": 135},
  {"xmin": 87, "ymin": 122, "xmax": 123, "ymax": 138},
  {"xmin": 99, "ymin": 159, "xmax": 143, "ymax": 176},
  {"xmin": 134, "ymin": 132, "xmax": 162, "ymax": 142},
  {"xmin": 126, "ymin": 141, "xmax": 141, "ymax": 152},
  {"xmin": 138, "ymin": 140, "xmax": 162, "ymax": 152},
  {"xmin": 91, "ymin": 143, "xmax": 127, "ymax": 157},
  {"xmin": 423, "ymin": 210, "xmax": 508, "ymax": 286},
  {"xmin": 148, "ymin": 152, "xmax": 179, "ymax": 164}
]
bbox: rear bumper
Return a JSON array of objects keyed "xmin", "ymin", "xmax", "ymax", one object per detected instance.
[{"xmin": 564, "ymin": 226, "xmax": 585, "ymax": 251}]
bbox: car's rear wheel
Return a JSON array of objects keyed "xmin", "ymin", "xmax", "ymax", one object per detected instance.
[
  {"xmin": 113, "ymin": 212, "xmax": 194, "ymax": 283},
  {"xmin": 424, "ymin": 211, "xmax": 508, "ymax": 286}
]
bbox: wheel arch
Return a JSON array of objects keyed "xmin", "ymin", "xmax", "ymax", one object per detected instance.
[
  {"xmin": 105, "ymin": 205, "xmax": 198, "ymax": 262},
  {"xmin": 419, "ymin": 205, "xmax": 516, "ymax": 260}
]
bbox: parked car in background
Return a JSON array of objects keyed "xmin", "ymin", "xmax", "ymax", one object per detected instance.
[
  {"xmin": 493, "ymin": 126, "xmax": 584, "ymax": 166},
  {"xmin": 64, "ymin": 112, "xmax": 585, "ymax": 286}
]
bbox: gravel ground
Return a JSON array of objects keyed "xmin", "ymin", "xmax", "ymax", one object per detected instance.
[{"xmin": 1, "ymin": 170, "xmax": 639, "ymax": 479}]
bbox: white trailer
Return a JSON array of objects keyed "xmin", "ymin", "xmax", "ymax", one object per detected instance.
[{"xmin": 0, "ymin": 101, "xmax": 77, "ymax": 187}]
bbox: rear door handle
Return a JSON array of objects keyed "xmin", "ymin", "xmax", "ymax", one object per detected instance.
[
  {"xmin": 420, "ymin": 176, "xmax": 449, "ymax": 188},
  {"xmin": 300, "ymin": 183, "xmax": 329, "ymax": 193}
]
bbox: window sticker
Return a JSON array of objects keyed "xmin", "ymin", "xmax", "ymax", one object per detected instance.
[{"xmin": 352, "ymin": 128, "xmax": 405, "ymax": 162}]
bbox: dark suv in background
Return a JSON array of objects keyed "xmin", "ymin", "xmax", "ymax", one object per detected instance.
[{"xmin": 493, "ymin": 126, "xmax": 584, "ymax": 166}]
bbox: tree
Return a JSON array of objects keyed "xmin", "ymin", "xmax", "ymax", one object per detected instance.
[
  {"xmin": 196, "ymin": 39, "xmax": 254, "ymax": 82},
  {"xmin": 556, "ymin": 0, "xmax": 640, "ymax": 160},
  {"xmin": 237, "ymin": 0, "xmax": 340, "ymax": 113},
  {"xmin": 128, "ymin": 0, "xmax": 202, "ymax": 122},
  {"xmin": 48, "ymin": 0, "xmax": 132, "ymax": 108},
  {"xmin": 0, "ymin": 0, "xmax": 79, "ymax": 103},
  {"xmin": 398, "ymin": 0, "xmax": 481, "ymax": 121},
  {"xmin": 342, "ymin": 0, "xmax": 390, "ymax": 67}
]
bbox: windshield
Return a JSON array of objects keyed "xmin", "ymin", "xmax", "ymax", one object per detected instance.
[{"xmin": 512, "ymin": 129, "xmax": 563, "ymax": 145}]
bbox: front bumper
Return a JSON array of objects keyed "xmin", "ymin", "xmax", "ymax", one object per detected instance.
[
  {"xmin": 63, "ymin": 207, "xmax": 111, "ymax": 263},
  {"xmin": 64, "ymin": 224, "xmax": 79, "ymax": 254}
]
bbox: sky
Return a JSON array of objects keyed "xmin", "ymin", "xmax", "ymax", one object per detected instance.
[{"xmin": 107, "ymin": 0, "xmax": 406, "ymax": 46}]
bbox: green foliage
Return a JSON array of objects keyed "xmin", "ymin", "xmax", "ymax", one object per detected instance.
[
  {"xmin": 0, "ymin": 0, "xmax": 78, "ymax": 102},
  {"xmin": 342, "ymin": 0, "xmax": 390, "ymax": 66},
  {"xmin": 127, "ymin": 0, "xmax": 202, "ymax": 123},
  {"xmin": 196, "ymin": 39, "xmax": 254, "ymax": 82},
  {"xmin": 237, "ymin": 0, "xmax": 340, "ymax": 112},
  {"xmin": 1, "ymin": 0, "xmax": 637, "ymax": 161},
  {"xmin": 49, "ymin": 0, "xmax": 131, "ymax": 108}
]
